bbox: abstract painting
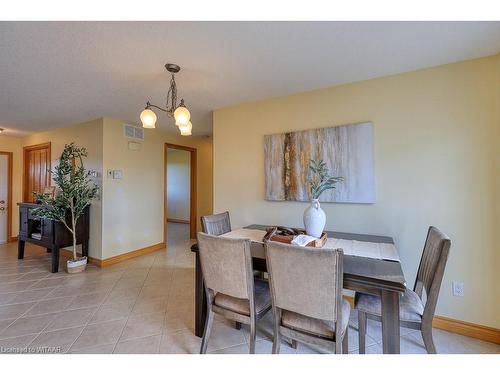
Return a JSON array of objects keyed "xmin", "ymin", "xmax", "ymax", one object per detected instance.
[{"xmin": 264, "ymin": 122, "xmax": 375, "ymax": 203}]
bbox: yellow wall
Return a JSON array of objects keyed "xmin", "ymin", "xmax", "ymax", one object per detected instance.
[
  {"xmin": 213, "ymin": 55, "xmax": 500, "ymax": 328},
  {"xmin": 0, "ymin": 135, "xmax": 23, "ymax": 236},
  {"xmin": 101, "ymin": 117, "xmax": 212, "ymax": 259},
  {"xmin": 22, "ymin": 119, "xmax": 104, "ymax": 259}
]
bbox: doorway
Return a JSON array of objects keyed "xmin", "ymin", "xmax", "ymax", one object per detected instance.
[
  {"xmin": 164, "ymin": 143, "xmax": 197, "ymax": 243},
  {"xmin": 0, "ymin": 151, "xmax": 13, "ymax": 244},
  {"xmin": 23, "ymin": 142, "xmax": 51, "ymax": 203}
]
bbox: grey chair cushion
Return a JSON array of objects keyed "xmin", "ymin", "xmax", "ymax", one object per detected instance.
[
  {"xmin": 281, "ymin": 298, "xmax": 351, "ymax": 339},
  {"xmin": 355, "ymin": 288, "xmax": 424, "ymax": 322},
  {"xmin": 214, "ymin": 279, "xmax": 271, "ymax": 316}
]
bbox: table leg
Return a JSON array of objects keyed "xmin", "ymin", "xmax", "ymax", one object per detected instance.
[
  {"xmin": 194, "ymin": 252, "xmax": 206, "ymax": 337},
  {"xmin": 381, "ymin": 290, "xmax": 400, "ymax": 354},
  {"xmin": 18, "ymin": 240, "xmax": 25, "ymax": 259},
  {"xmin": 51, "ymin": 246, "xmax": 60, "ymax": 273}
]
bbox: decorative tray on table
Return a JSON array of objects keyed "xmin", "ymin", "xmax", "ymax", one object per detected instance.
[{"xmin": 263, "ymin": 226, "xmax": 327, "ymax": 248}]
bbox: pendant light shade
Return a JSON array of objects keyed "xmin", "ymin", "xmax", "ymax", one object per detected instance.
[
  {"xmin": 174, "ymin": 103, "xmax": 191, "ymax": 127},
  {"xmin": 140, "ymin": 108, "xmax": 157, "ymax": 128},
  {"xmin": 179, "ymin": 121, "xmax": 192, "ymax": 136}
]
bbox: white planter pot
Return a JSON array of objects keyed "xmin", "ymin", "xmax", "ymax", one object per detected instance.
[
  {"xmin": 67, "ymin": 256, "xmax": 88, "ymax": 274},
  {"xmin": 303, "ymin": 199, "xmax": 326, "ymax": 238}
]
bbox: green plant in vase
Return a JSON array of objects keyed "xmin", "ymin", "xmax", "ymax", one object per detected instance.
[
  {"xmin": 304, "ymin": 159, "xmax": 343, "ymax": 238},
  {"xmin": 308, "ymin": 159, "xmax": 344, "ymax": 200}
]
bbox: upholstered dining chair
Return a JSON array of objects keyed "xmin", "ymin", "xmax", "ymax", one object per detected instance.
[
  {"xmin": 265, "ymin": 241, "xmax": 350, "ymax": 354},
  {"xmin": 201, "ymin": 211, "xmax": 231, "ymax": 236},
  {"xmin": 355, "ymin": 226, "xmax": 451, "ymax": 354},
  {"xmin": 201, "ymin": 211, "xmax": 249, "ymax": 331},
  {"xmin": 197, "ymin": 232, "xmax": 272, "ymax": 354}
]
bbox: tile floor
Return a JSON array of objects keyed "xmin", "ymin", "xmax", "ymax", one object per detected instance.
[{"xmin": 0, "ymin": 223, "xmax": 498, "ymax": 354}]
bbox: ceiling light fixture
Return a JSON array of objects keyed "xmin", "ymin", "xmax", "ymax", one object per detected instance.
[{"xmin": 140, "ymin": 63, "xmax": 192, "ymax": 135}]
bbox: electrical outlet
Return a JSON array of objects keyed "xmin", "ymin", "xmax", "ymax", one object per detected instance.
[{"xmin": 452, "ymin": 281, "xmax": 464, "ymax": 297}]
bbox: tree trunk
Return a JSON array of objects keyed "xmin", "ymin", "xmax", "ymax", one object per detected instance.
[
  {"xmin": 72, "ymin": 230, "xmax": 77, "ymax": 260},
  {"xmin": 70, "ymin": 200, "xmax": 77, "ymax": 260}
]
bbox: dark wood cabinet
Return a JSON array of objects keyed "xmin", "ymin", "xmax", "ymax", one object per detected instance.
[{"xmin": 17, "ymin": 203, "xmax": 90, "ymax": 273}]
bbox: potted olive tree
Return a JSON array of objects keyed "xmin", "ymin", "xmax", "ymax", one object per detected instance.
[{"xmin": 32, "ymin": 143, "xmax": 98, "ymax": 273}]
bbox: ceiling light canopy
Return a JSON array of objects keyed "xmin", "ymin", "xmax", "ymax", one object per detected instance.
[{"xmin": 140, "ymin": 63, "xmax": 192, "ymax": 135}]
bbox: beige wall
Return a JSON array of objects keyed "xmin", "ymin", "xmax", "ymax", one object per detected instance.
[
  {"xmin": 101, "ymin": 117, "xmax": 212, "ymax": 259},
  {"xmin": 22, "ymin": 119, "xmax": 104, "ymax": 259},
  {"xmin": 0, "ymin": 135, "xmax": 23, "ymax": 236},
  {"xmin": 213, "ymin": 55, "xmax": 500, "ymax": 328},
  {"xmin": 167, "ymin": 149, "xmax": 191, "ymax": 221}
]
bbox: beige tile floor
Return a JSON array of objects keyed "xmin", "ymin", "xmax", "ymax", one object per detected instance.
[{"xmin": 0, "ymin": 223, "xmax": 498, "ymax": 354}]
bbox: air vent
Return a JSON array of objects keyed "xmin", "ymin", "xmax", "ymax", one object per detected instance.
[{"xmin": 123, "ymin": 124, "xmax": 144, "ymax": 141}]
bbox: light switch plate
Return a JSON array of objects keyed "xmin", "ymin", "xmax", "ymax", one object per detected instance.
[
  {"xmin": 112, "ymin": 170, "xmax": 123, "ymax": 179},
  {"xmin": 106, "ymin": 169, "xmax": 113, "ymax": 178}
]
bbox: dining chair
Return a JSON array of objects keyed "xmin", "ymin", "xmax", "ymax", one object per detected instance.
[
  {"xmin": 201, "ymin": 211, "xmax": 245, "ymax": 331},
  {"xmin": 197, "ymin": 232, "xmax": 272, "ymax": 354},
  {"xmin": 201, "ymin": 211, "xmax": 231, "ymax": 236},
  {"xmin": 265, "ymin": 241, "xmax": 350, "ymax": 354},
  {"xmin": 355, "ymin": 226, "xmax": 451, "ymax": 354}
]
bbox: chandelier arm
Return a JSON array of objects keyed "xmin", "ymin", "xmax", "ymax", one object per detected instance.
[{"xmin": 146, "ymin": 103, "xmax": 169, "ymax": 113}]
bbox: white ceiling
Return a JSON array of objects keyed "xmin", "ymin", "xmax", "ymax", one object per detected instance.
[{"xmin": 0, "ymin": 21, "xmax": 499, "ymax": 136}]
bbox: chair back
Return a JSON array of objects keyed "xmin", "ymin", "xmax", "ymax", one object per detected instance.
[
  {"xmin": 197, "ymin": 232, "xmax": 253, "ymax": 300},
  {"xmin": 413, "ymin": 226, "xmax": 451, "ymax": 319},
  {"xmin": 201, "ymin": 212, "xmax": 231, "ymax": 236},
  {"xmin": 265, "ymin": 241, "xmax": 343, "ymax": 322}
]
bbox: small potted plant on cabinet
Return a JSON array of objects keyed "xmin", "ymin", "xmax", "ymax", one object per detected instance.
[{"xmin": 32, "ymin": 143, "xmax": 98, "ymax": 273}]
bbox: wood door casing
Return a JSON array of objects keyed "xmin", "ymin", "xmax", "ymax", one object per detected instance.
[
  {"xmin": 0, "ymin": 151, "xmax": 13, "ymax": 242},
  {"xmin": 164, "ymin": 143, "xmax": 197, "ymax": 241},
  {"xmin": 23, "ymin": 143, "xmax": 51, "ymax": 203}
]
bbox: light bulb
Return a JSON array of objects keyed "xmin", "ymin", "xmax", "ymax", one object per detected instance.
[
  {"xmin": 140, "ymin": 108, "xmax": 157, "ymax": 128},
  {"xmin": 174, "ymin": 104, "xmax": 190, "ymax": 127}
]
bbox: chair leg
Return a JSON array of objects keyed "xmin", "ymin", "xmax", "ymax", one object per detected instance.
[
  {"xmin": 200, "ymin": 308, "xmax": 214, "ymax": 354},
  {"xmin": 342, "ymin": 330, "xmax": 348, "ymax": 354},
  {"xmin": 358, "ymin": 310, "xmax": 367, "ymax": 354},
  {"xmin": 421, "ymin": 323, "xmax": 437, "ymax": 354},
  {"xmin": 272, "ymin": 308, "xmax": 281, "ymax": 354},
  {"xmin": 249, "ymin": 320, "xmax": 256, "ymax": 354},
  {"xmin": 290, "ymin": 339, "xmax": 298, "ymax": 349},
  {"xmin": 272, "ymin": 331, "xmax": 281, "ymax": 354}
]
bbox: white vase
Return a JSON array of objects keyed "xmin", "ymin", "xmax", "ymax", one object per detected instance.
[{"xmin": 303, "ymin": 199, "xmax": 326, "ymax": 238}]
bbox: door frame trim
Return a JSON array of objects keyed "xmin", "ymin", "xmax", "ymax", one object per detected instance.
[
  {"xmin": 22, "ymin": 142, "xmax": 51, "ymax": 202},
  {"xmin": 164, "ymin": 143, "xmax": 197, "ymax": 241},
  {"xmin": 0, "ymin": 151, "xmax": 13, "ymax": 243}
]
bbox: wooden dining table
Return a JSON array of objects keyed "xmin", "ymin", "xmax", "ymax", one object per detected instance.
[{"xmin": 190, "ymin": 224, "xmax": 407, "ymax": 354}]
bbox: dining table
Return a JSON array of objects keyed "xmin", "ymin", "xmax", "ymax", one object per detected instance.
[{"xmin": 190, "ymin": 224, "xmax": 406, "ymax": 354}]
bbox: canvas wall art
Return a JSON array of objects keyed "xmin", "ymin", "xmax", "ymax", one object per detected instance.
[{"xmin": 264, "ymin": 122, "xmax": 375, "ymax": 203}]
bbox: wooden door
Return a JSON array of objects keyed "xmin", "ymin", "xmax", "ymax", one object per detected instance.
[{"xmin": 23, "ymin": 143, "xmax": 51, "ymax": 203}]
